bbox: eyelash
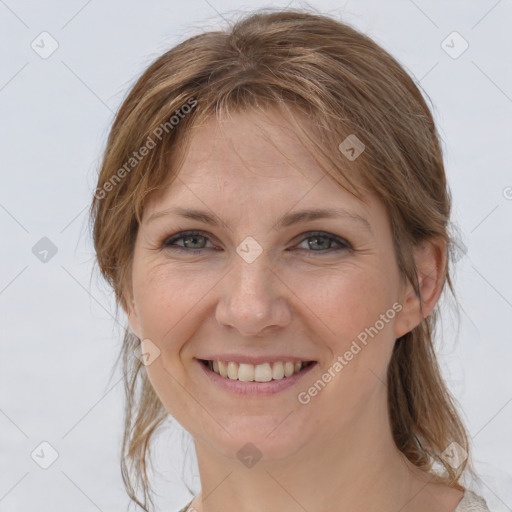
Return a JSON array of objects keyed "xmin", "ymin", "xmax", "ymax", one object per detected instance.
[{"xmin": 161, "ymin": 230, "xmax": 352, "ymax": 256}]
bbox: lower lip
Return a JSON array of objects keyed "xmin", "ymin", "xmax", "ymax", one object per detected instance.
[{"xmin": 196, "ymin": 359, "xmax": 317, "ymax": 396}]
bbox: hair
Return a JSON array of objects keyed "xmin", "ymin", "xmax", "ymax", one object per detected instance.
[{"xmin": 89, "ymin": 8, "xmax": 474, "ymax": 511}]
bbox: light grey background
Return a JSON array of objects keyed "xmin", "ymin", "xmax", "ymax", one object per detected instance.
[{"xmin": 1, "ymin": 1, "xmax": 511, "ymax": 511}]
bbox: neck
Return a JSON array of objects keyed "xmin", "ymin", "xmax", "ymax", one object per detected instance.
[{"xmin": 188, "ymin": 384, "xmax": 431, "ymax": 512}]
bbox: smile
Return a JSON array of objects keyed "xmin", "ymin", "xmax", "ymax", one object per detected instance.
[
  {"xmin": 197, "ymin": 358, "xmax": 318, "ymax": 396},
  {"xmin": 202, "ymin": 359, "xmax": 315, "ymax": 382}
]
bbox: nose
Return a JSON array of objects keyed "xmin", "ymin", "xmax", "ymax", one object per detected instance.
[{"xmin": 215, "ymin": 255, "xmax": 292, "ymax": 337}]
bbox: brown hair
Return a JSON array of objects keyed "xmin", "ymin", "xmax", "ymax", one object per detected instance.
[{"xmin": 89, "ymin": 8, "xmax": 473, "ymax": 511}]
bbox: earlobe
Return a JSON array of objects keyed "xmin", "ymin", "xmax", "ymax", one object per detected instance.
[{"xmin": 394, "ymin": 237, "xmax": 447, "ymax": 339}]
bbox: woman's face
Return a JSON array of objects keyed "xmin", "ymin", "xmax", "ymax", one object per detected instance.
[{"xmin": 125, "ymin": 108, "xmax": 415, "ymax": 462}]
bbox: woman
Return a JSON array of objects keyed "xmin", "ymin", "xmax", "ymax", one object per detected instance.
[{"xmin": 90, "ymin": 9, "xmax": 492, "ymax": 512}]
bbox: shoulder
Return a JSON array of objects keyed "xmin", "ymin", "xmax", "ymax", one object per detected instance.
[{"xmin": 455, "ymin": 489, "xmax": 491, "ymax": 512}]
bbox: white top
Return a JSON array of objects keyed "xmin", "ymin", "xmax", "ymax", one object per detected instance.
[
  {"xmin": 455, "ymin": 490, "xmax": 491, "ymax": 511},
  {"xmin": 179, "ymin": 489, "xmax": 491, "ymax": 512}
]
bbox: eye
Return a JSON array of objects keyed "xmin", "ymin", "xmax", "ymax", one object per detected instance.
[
  {"xmin": 294, "ymin": 231, "xmax": 352, "ymax": 254},
  {"xmin": 161, "ymin": 230, "xmax": 352, "ymax": 255},
  {"xmin": 162, "ymin": 231, "xmax": 214, "ymax": 253}
]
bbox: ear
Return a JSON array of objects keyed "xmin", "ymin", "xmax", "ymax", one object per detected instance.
[
  {"xmin": 121, "ymin": 289, "xmax": 143, "ymax": 340},
  {"xmin": 394, "ymin": 237, "xmax": 447, "ymax": 339}
]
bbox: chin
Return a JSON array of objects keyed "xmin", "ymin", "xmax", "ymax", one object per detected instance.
[{"xmin": 198, "ymin": 414, "xmax": 314, "ymax": 465}]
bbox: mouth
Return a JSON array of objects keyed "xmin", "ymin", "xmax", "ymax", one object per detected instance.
[
  {"xmin": 196, "ymin": 358, "xmax": 318, "ymax": 396},
  {"xmin": 199, "ymin": 359, "xmax": 316, "ymax": 382},
  {"xmin": 196, "ymin": 359, "xmax": 318, "ymax": 398}
]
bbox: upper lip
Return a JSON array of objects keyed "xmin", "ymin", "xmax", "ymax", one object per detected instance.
[{"xmin": 197, "ymin": 355, "xmax": 316, "ymax": 365}]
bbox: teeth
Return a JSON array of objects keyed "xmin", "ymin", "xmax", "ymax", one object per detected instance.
[
  {"xmin": 238, "ymin": 363, "xmax": 255, "ymax": 382},
  {"xmin": 254, "ymin": 362, "xmax": 272, "ymax": 382},
  {"xmin": 272, "ymin": 362, "xmax": 285, "ymax": 380},
  {"xmin": 207, "ymin": 360, "xmax": 310, "ymax": 381},
  {"xmin": 218, "ymin": 360, "xmax": 228, "ymax": 377},
  {"xmin": 227, "ymin": 362, "xmax": 238, "ymax": 380}
]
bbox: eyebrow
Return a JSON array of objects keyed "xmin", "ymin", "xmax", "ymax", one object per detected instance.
[{"xmin": 146, "ymin": 206, "xmax": 373, "ymax": 234}]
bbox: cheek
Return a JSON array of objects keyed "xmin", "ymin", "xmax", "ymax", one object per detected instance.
[
  {"xmin": 133, "ymin": 262, "xmax": 206, "ymax": 334},
  {"xmin": 291, "ymin": 263, "xmax": 395, "ymax": 339},
  {"xmin": 293, "ymin": 264, "xmax": 400, "ymax": 400},
  {"xmin": 131, "ymin": 266, "xmax": 211, "ymax": 418},
  {"xmin": 131, "ymin": 263, "xmax": 224, "ymax": 374},
  {"xmin": 295, "ymin": 266, "xmax": 399, "ymax": 406}
]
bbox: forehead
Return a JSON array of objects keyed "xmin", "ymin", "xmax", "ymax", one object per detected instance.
[
  {"xmin": 180, "ymin": 108, "xmax": 323, "ymax": 182},
  {"xmin": 145, "ymin": 108, "xmax": 375, "ymax": 216}
]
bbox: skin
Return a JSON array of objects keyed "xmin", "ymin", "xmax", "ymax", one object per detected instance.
[{"xmin": 124, "ymin": 108, "xmax": 464, "ymax": 512}]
